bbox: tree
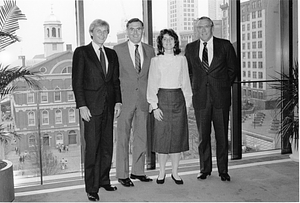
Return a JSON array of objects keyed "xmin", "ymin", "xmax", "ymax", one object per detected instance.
[{"xmin": 0, "ymin": 0, "xmax": 39, "ymax": 162}]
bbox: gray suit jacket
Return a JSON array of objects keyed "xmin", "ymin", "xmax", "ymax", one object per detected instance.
[{"xmin": 114, "ymin": 41, "xmax": 155, "ymax": 112}]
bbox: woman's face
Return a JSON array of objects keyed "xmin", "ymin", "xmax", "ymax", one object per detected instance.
[{"xmin": 162, "ymin": 34, "xmax": 175, "ymax": 51}]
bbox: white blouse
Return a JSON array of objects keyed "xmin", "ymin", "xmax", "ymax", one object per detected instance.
[{"xmin": 147, "ymin": 54, "xmax": 193, "ymax": 109}]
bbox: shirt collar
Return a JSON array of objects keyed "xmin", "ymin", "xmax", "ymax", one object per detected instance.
[
  {"xmin": 92, "ymin": 41, "xmax": 104, "ymax": 50},
  {"xmin": 200, "ymin": 37, "xmax": 213, "ymax": 46},
  {"xmin": 128, "ymin": 40, "xmax": 142, "ymax": 49}
]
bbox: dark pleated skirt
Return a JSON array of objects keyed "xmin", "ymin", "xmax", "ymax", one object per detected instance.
[{"xmin": 152, "ymin": 88, "xmax": 189, "ymax": 154}]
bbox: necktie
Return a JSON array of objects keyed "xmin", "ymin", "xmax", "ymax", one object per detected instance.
[
  {"xmin": 202, "ymin": 42, "xmax": 209, "ymax": 72},
  {"xmin": 135, "ymin": 44, "xmax": 141, "ymax": 73},
  {"xmin": 99, "ymin": 47, "xmax": 106, "ymax": 75}
]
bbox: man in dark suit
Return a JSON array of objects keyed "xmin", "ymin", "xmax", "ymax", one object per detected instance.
[
  {"xmin": 185, "ymin": 16, "xmax": 238, "ymax": 182},
  {"xmin": 72, "ymin": 19, "xmax": 121, "ymax": 201},
  {"xmin": 114, "ymin": 18, "xmax": 155, "ymax": 187}
]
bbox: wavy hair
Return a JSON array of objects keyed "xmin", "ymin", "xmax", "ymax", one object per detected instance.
[{"xmin": 156, "ymin": 29, "xmax": 181, "ymax": 55}]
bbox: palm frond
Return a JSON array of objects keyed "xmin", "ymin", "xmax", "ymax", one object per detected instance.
[
  {"xmin": 0, "ymin": 64, "xmax": 41, "ymax": 98},
  {"xmin": 0, "ymin": 0, "xmax": 26, "ymax": 50},
  {"xmin": 0, "ymin": 124, "xmax": 20, "ymax": 145}
]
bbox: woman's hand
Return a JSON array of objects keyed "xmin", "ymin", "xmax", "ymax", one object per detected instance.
[{"xmin": 153, "ymin": 108, "xmax": 163, "ymax": 121}]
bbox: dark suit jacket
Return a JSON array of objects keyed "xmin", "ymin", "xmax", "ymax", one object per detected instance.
[
  {"xmin": 72, "ymin": 42, "xmax": 121, "ymax": 115},
  {"xmin": 185, "ymin": 37, "xmax": 238, "ymax": 110}
]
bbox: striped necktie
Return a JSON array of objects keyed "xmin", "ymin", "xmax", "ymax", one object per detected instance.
[
  {"xmin": 135, "ymin": 44, "xmax": 141, "ymax": 73},
  {"xmin": 99, "ymin": 47, "xmax": 106, "ymax": 75},
  {"xmin": 202, "ymin": 42, "xmax": 209, "ymax": 72}
]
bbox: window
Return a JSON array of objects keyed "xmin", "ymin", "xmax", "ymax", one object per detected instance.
[
  {"xmin": 258, "ymin": 20, "xmax": 262, "ymax": 28},
  {"xmin": 41, "ymin": 91, "xmax": 48, "ymax": 103},
  {"xmin": 62, "ymin": 66, "xmax": 72, "ymax": 73},
  {"xmin": 54, "ymin": 88, "xmax": 61, "ymax": 102},
  {"xmin": 67, "ymin": 91, "xmax": 74, "ymax": 101},
  {"xmin": 252, "ymin": 21, "xmax": 256, "ymax": 29},
  {"xmin": 258, "ymin": 30, "xmax": 262, "ymax": 38},
  {"xmin": 258, "ymin": 41, "xmax": 262, "ymax": 48},
  {"xmin": 28, "ymin": 111, "xmax": 35, "ymax": 126},
  {"xmin": 29, "ymin": 135, "xmax": 36, "ymax": 147},
  {"xmin": 252, "ymin": 51, "xmax": 257, "ymax": 59},
  {"xmin": 248, "ymin": 71, "xmax": 251, "ymax": 77},
  {"xmin": 252, "ymin": 11, "xmax": 256, "ymax": 19},
  {"xmin": 258, "ymin": 10, "xmax": 262, "ymax": 18},
  {"xmin": 247, "ymin": 42, "xmax": 250, "ymax": 49},
  {"xmin": 258, "ymin": 61, "xmax": 263, "ymax": 68},
  {"xmin": 252, "ymin": 41, "xmax": 256, "ymax": 49},
  {"xmin": 243, "ymin": 71, "xmax": 246, "ymax": 77},
  {"xmin": 247, "ymin": 33, "xmax": 250, "ymax": 40},
  {"xmin": 243, "ymin": 61, "xmax": 246, "ymax": 68},
  {"xmin": 258, "ymin": 72, "xmax": 263, "ymax": 79},
  {"xmin": 253, "ymin": 62, "xmax": 257, "ymax": 68},
  {"xmin": 258, "ymin": 51, "xmax": 263, "ymax": 58},
  {"xmin": 247, "ymin": 24, "xmax": 250, "ymax": 31},
  {"xmin": 68, "ymin": 109, "xmax": 75, "ymax": 123},
  {"xmin": 252, "ymin": 31, "xmax": 256, "ymax": 39},
  {"xmin": 242, "ymin": 43, "xmax": 245, "ymax": 50},
  {"xmin": 242, "ymin": 24, "xmax": 245, "ymax": 31},
  {"xmin": 27, "ymin": 92, "xmax": 34, "ymax": 104},
  {"xmin": 56, "ymin": 133, "xmax": 63, "ymax": 145},
  {"xmin": 259, "ymin": 82, "xmax": 263, "ymax": 89},
  {"xmin": 253, "ymin": 71, "xmax": 257, "ymax": 79},
  {"xmin": 242, "ymin": 52, "xmax": 246, "ymax": 59},
  {"xmin": 253, "ymin": 82, "xmax": 257, "ymax": 88},
  {"xmin": 42, "ymin": 110, "xmax": 49, "ymax": 125},
  {"xmin": 55, "ymin": 109, "xmax": 62, "ymax": 124},
  {"xmin": 51, "ymin": 27, "xmax": 56, "ymax": 37},
  {"xmin": 248, "ymin": 52, "xmax": 251, "ymax": 59},
  {"xmin": 248, "ymin": 62, "xmax": 251, "ymax": 68}
]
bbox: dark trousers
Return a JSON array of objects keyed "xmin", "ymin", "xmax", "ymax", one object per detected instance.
[
  {"xmin": 194, "ymin": 90, "xmax": 229, "ymax": 174},
  {"xmin": 84, "ymin": 107, "xmax": 113, "ymax": 193}
]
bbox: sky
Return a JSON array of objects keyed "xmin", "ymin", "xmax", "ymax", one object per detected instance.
[{"xmin": 0, "ymin": 0, "xmax": 208, "ymax": 66}]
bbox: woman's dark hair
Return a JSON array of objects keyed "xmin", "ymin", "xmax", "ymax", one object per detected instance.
[{"xmin": 156, "ymin": 29, "xmax": 181, "ymax": 55}]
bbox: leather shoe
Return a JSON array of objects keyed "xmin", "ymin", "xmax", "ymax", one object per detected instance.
[
  {"xmin": 101, "ymin": 184, "xmax": 117, "ymax": 191},
  {"xmin": 156, "ymin": 175, "xmax": 165, "ymax": 184},
  {"xmin": 171, "ymin": 174, "xmax": 183, "ymax": 185},
  {"xmin": 118, "ymin": 178, "xmax": 134, "ymax": 187},
  {"xmin": 219, "ymin": 173, "xmax": 231, "ymax": 181},
  {"xmin": 130, "ymin": 174, "xmax": 153, "ymax": 182},
  {"xmin": 87, "ymin": 193, "xmax": 99, "ymax": 201},
  {"xmin": 197, "ymin": 172, "xmax": 211, "ymax": 180}
]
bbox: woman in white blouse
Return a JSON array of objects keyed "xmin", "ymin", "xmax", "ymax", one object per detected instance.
[{"xmin": 147, "ymin": 29, "xmax": 192, "ymax": 185}]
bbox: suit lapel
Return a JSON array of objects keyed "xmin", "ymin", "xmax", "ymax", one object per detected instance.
[
  {"xmin": 140, "ymin": 43, "xmax": 150, "ymax": 76},
  {"xmin": 209, "ymin": 37, "xmax": 220, "ymax": 72},
  {"xmin": 87, "ymin": 43, "xmax": 106, "ymax": 79}
]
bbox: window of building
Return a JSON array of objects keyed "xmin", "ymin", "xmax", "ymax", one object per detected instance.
[
  {"xmin": 248, "ymin": 52, "xmax": 251, "ymax": 59},
  {"xmin": 258, "ymin": 0, "xmax": 262, "ymax": 7},
  {"xmin": 259, "ymin": 82, "xmax": 263, "ymax": 89},
  {"xmin": 258, "ymin": 51, "xmax": 263, "ymax": 58},
  {"xmin": 243, "ymin": 61, "xmax": 246, "ymax": 68},
  {"xmin": 252, "ymin": 31, "xmax": 256, "ymax": 39},
  {"xmin": 29, "ymin": 135, "xmax": 36, "ymax": 147},
  {"xmin": 41, "ymin": 91, "xmax": 48, "ymax": 103},
  {"xmin": 28, "ymin": 111, "xmax": 35, "ymax": 126},
  {"xmin": 242, "ymin": 52, "xmax": 246, "ymax": 59},
  {"xmin": 253, "ymin": 91, "xmax": 257, "ymax": 98},
  {"xmin": 242, "ymin": 24, "xmax": 245, "ymax": 31},
  {"xmin": 252, "ymin": 51, "xmax": 256, "ymax": 59},
  {"xmin": 56, "ymin": 133, "xmax": 63, "ymax": 145},
  {"xmin": 62, "ymin": 66, "xmax": 72, "ymax": 73},
  {"xmin": 247, "ymin": 23, "xmax": 250, "ymax": 30},
  {"xmin": 68, "ymin": 108, "xmax": 75, "ymax": 123},
  {"xmin": 247, "ymin": 33, "xmax": 250, "ymax": 40},
  {"xmin": 252, "ymin": 21, "xmax": 256, "ymax": 29},
  {"xmin": 27, "ymin": 92, "xmax": 34, "ymax": 104},
  {"xmin": 258, "ymin": 61, "xmax": 263, "ymax": 68},
  {"xmin": 258, "ymin": 91, "xmax": 263, "ymax": 99},
  {"xmin": 253, "ymin": 82, "xmax": 257, "ymax": 88},
  {"xmin": 54, "ymin": 87, "xmax": 61, "ymax": 102},
  {"xmin": 247, "ymin": 42, "xmax": 250, "ymax": 49},
  {"xmin": 242, "ymin": 43, "xmax": 245, "ymax": 50},
  {"xmin": 252, "ymin": 11, "xmax": 256, "ymax": 19},
  {"xmin": 253, "ymin": 71, "xmax": 257, "ymax": 79},
  {"xmin": 258, "ymin": 72, "xmax": 263, "ymax": 79},
  {"xmin": 43, "ymin": 134, "xmax": 50, "ymax": 146},
  {"xmin": 258, "ymin": 10, "xmax": 262, "ymax": 18},
  {"xmin": 42, "ymin": 110, "xmax": 49, "ymax": 125},
  {"xmin": 248, "ymin": 71, "xmax": 251, "ymax": 77},
  {"xmin": 55, "ymin": 109, "xmax": 62, "ymax": 124},
  {"xmin": 258, "ymin": 30, "xmax": 262, "ymax": 38},
  {"xmin": 67, "ymin": 91, "xmax": 74, "ymax": 101},
  {"xmin": 258, "ymin": 41, "xmax": 262, "ymax": 48},
  {"xmin": 248, "ymin": 61, "xmax": 251, "ymax": 68},
  {"xmin": 252, "ymin": 41, "xmax": 256, "ymax": 49},
  {"xmin": 252, "ymin": 1, "xmax": 256, "ymax": 9},
  {"xmin": 258, "ymin": 20, "xmax": 262, "ymax": 28},
  {"xmin": 253, "ymin": 61, "xmax": 257, "ymax": 68}
]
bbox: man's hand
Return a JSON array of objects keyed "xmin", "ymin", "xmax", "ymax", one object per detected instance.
[
  {"xmin": 153, "ymin": 108, "xmax": 163, "ymax": 121},
  {"xmin": 79, "ymin": 106, "xmax": 92, "ymax": 122},
  {"xmin": 114, "ymin": 103, "xmax": 122, "ymax": 118}
]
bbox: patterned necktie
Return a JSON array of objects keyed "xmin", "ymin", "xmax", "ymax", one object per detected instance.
[
  {"xmin": 99, "ymin": 47, "xmax": 106, "ymax": 75},
  {"xmin": 202, "ymin": 42, "xmax": 209, "ymax": 72},
  {"xmin": 135, "ymin": 44, "xmax": 141, "ymax": 73}
]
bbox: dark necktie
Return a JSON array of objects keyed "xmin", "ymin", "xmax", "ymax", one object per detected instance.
[
  {"xmin": 202, "ymin": 42, "xmax": 209, "ymax": 72},
  {"xmin": 135, "ymin": 44, "xmax": 141, "ymax": 73},
  {"xmin": 99, "ymin": 47, "xmax": 106, "ymax": 75}
]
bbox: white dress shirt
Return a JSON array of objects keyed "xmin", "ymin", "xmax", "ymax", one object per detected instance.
[
  {"xmin": 147, "ymin": 54, "xmax": 192, "ymax": 109},
  {"xmin": 128, "ymin": 40, "xmax": 144, "ymax": 70},
  {"xmin": 199, "ymin": 37, "xmax": 213, "ymax": 66},
  {"xmin": 92, "ymin": 41, "xmax": 108, "ymax": 72}
]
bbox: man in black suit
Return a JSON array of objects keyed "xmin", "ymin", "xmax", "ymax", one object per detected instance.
[
  {"xmin": 72, "ymin": 19, "xmax": 121, "ymax": 201},
  {"xmin": 185, "ymin": 16, "xmax": 238, "ymax": 182}
]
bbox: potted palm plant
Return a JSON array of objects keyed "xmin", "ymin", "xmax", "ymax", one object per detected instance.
[
  {"xmin": 0, "ymin": 0, "xmax": 39, "ymax": 201},
  {"xmin": 270, "ymin": 61, "xmax": 298, "ymax": 162}
]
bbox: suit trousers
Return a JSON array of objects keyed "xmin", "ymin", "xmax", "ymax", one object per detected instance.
[
  {"xmin": 83, "ymin": 107, "xmax": 113, "ymax": 193},
  {"xmin": 194, "ymin": 87, "xmax": 229, "ymax": 174},
  {"xmin": 116, "ymin": 107, "xmax": 148, "ymax": 178}
]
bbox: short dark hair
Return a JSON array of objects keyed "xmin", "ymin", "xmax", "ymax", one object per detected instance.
[
  {"xmin": 126, "ymin": 18, "xmax": 144, "ymax": 28},
  {"xmin": 156, "ymin": 29, "xmax": 181, "ymax": 55},
  {"xmin": 197, "ymin": 16, "xmax": 214, "ymax": 27}
]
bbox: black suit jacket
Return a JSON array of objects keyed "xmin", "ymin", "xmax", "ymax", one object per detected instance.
[
  {"xmin": 185, "ymin": 37, "xmax": 238, "ymax": 110},
  {"xmin": 72, "ymin": 42, "xmax": 121, "ymax": 115}
]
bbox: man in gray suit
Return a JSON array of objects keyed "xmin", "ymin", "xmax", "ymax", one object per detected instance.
[
  {"xmin": 113, "ymin": 18, "xmax": 155, "ymax": 187},
  {"xmin": 185, "ymin": 16, "xmax": 238, "ymax": 182}
]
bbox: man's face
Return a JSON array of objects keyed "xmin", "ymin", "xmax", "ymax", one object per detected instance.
[
  {"xmin": 127, "ymin": 21, "xmax": 143, "ymax": 44},
  {"xmin": 195, "ymin": 19, "xmax": 213, "ymax": 42},
  {"xmin": 90, "ymin": 26, "xmax": 108, "ymax": 46}
]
